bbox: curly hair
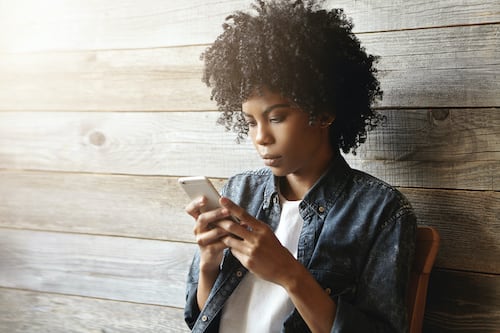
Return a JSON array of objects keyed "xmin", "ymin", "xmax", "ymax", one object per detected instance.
[{"xmin": 201, "ymin": 0, "xmax": 383, "ymax": 154}]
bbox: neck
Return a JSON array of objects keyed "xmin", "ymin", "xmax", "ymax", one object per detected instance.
[{"xmin": 281, "ymin": 149, "xmax": 337, "ymax": 201}]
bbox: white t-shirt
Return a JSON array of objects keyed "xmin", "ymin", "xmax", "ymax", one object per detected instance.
[{"xmin": 219, "ymin": 198, "xmax": 304, "ymax": 333}]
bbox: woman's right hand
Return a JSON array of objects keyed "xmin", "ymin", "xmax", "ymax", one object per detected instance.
[
  {"xmin": 186, "ymin": 196, "xmax": 233, "ymax": 309},
  {"xmin": 185, "ymin": 196, "xmax": 231, "ymax": 274}
]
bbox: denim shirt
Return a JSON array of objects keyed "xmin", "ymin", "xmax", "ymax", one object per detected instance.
[{"xmin": 185, "ymin": 154, "xmax": 416, "ymax": 333}]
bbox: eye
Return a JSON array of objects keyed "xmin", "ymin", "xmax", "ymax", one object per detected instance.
[
  {"xmin": 269, "ymin": 115, "xmax": 285, "ymax": 123},
  {"xmin": 244, "ymin": 118, "xmax": 257, "ymax": 127}
]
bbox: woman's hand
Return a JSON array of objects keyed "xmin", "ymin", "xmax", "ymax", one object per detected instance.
[
  {"xmin": 185, "ymin": 196, "xmax": 234, "ymax": 310},
  {"xmin": 185, "ymin": 196, "xmax": 232, "ymax": 273},
  {"xmin": 191, "ymin": 196, "xmax": 336, "ymax": 332},
  {"xmin": 214, "ymin": 197, "xmax": 299, "ymax": 287},
  {"xmin": 217, "ymin": 196, "xmax": 336, "ymax": 333}
]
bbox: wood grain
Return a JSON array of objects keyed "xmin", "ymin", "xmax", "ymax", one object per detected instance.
[
  {"xmin": 402, "ymin": 188, "xmax": 500, "ymax": 274},
  {"xmin": 0, "ymin": 288, "xmax": 190, "ymax": 333},
  {"xmin": 0, "ymin": 110, "xmax": 498, "ymax": 190},
  {"xmin": 359, "ymin": 108, "xmax": 499, "ymax": 162},
  {"xmin": 326, "ymin": 0, "xmax": 500, "ymax": 33},
  {"xmin": 1, "ymin": 236, "xmax": 499, "ymax": 332},
  {"xmin": 0, "ymin": 47, "xmax": 213, "ymax": 112},
  {"xmin": 0, "ymin": 0, "xmax": 498, "ymax": 52},
  {"xmin": 0, "ymin": 111, "xmax": 258, "ymax": 178},
  {"xmin": 347, "ymin": 159, "xmax": 499, "ymax": 191},
  {"xmin": 0, "ymin": 171, "xmax": 222, "ymax": 243},
  {"xmin": 1, "ymin": 171, "xmax": 498, "ymax": 273},
  {"xmin": 0, "ymin": 25, "xmax": 498, "ymax": 111},
  {"xmin": 362, "ymin": 25, "xmax": 500, "ymax": 108},
  {"xmin": 0, "ymin": 1, "xmax": 498, "ymax": 332},
  {"xmin": 0, "ymin": 229, "xmax": 196, "ymax": 308},
  {"xmin": 423, "ymin": 269, "xmax": 500, "ymax": 333}
]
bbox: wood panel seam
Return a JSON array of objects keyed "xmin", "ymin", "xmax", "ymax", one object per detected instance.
[{"xmin": 0, "ymin": 286, "xmax": 184, "ymax": 310}]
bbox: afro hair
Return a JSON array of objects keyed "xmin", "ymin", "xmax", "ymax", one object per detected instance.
[{"xmin": 201, "ymin": 0, "xmax": 383, "ymax": 154}]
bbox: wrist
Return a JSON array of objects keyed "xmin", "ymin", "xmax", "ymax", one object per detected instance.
[
  {"xmin": 199, "ymin": 261, "xmax": 220, "ymax": 276},
  {"xmin": 200, "ymin": 251, "xmax": 223, "ymax": 273},
  {"xmin": 199, "ymin": 254, "xmax": 222, "ymax": 277},
  {"xmin": 197, "ymin": 263, "xmax": 220, "ymax": 311},
  {"xmin": 280, "ymin": 260, "xmax": 308, "ymax": 294}
]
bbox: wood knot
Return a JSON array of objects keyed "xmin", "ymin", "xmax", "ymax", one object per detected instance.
[
  {"xmin": 430, "ymin": 109, "xmax": 450, "ymax": 121},
  {"xmin": 89, "ymin": 131, "xmax": 106, "ymax": 146}
]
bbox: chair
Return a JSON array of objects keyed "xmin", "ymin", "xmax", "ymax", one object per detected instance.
[{"xmin": 407, "ymin": 225, "xmax": 440, "ymax": 333}]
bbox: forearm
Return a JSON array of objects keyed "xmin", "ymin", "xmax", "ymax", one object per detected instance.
[
  {"xmin": 196, "ymin": 265, "xmax": 219, "ymax": 310},
  {"xmin": 283, "ymin": 263, "xmax": 336, "ymax": 333}
]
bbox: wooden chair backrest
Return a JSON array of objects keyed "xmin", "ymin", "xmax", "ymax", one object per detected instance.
[{"xmin": 407, "ymin": 225, "xmax": 440, "ymax": 333}]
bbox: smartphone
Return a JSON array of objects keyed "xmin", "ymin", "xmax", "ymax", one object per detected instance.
[
  {"xmin": 178, "ymin": 176, "xmax": 241, "ymax": 226},
  {"xmin": 178, "ymin": 176, "xmax": 223, "ymax": 212}
]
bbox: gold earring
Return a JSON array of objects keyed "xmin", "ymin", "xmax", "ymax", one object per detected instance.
[{"xmin": 320, "ymin": 121, "xmax": 334, "ymax": 128}]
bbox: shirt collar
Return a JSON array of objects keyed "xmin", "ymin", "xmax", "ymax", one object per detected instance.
[
  {"xmin": 301, "ymin": 153, "xmax": 351, "ymax": 217},
  {"xmin": 261, "ymin": 153, "xmax": 352, "ymax": 214}
]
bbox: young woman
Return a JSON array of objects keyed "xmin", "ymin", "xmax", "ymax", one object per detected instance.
[{"xmin": 184, "ymin": 1, "xmax": 416, "ymax": 332}]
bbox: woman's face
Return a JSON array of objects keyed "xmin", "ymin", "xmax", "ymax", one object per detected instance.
[{"xmin": 242, "ymin": 89, "xmax": 333, "ymax": 178}]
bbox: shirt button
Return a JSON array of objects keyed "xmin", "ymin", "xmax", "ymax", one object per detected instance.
[
  {"xmin": 236, "ymin": 270, "xmax": 243, "ymax": 277},
  {"xmin": 325, "ymin": 288, "xmax": 332, "ymax": 295},
  {"xmin": 318, "ymin": 206, "xmax": 325, "ymax": 213},
  {"xmin": 201, "ymin": 315, "xmax": 208, "ymax": 322}
]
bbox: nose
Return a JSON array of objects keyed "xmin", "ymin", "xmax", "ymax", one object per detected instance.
[{"xmin": 253, "ymin": 123, "xmax": 273, "ymax": 146}]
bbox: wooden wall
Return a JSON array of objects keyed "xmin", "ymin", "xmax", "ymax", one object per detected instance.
[{"xmin": 0, "ymin": 1, "xmax": 498, "ymax": 331}]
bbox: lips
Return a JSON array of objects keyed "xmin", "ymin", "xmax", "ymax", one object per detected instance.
[{"xmin": 261, "ymin": 154, "xmax": 282, "ymax": 167}]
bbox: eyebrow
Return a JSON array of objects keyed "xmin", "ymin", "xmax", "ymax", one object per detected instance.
[{"xmin": 243, "ymin": 103, "xmax": 290, "ymax": 117}]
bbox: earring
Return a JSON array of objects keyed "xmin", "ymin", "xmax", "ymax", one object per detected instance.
[{"xmin": 320, "ymin": 121, "xmax": 334, "ymax": 128}]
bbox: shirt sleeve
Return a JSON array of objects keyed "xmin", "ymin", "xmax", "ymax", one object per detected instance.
[
  {"xmin": 184, "ymin": 250, "xmax": 201, "ymax": 329},
  {"xmin": 332, "ymin": 209, "xmax": 417, "ymax": 333}
]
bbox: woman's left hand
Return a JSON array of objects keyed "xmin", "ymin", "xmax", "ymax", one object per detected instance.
[{"xmin": 214, "ymin": 196, "xmax": 299, "ymax": 287}]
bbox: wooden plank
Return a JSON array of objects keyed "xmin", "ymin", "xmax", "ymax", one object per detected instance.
[
  {"xmin": 0, "ymin": 171, "xmax": 219, "ymax": 243},
  {"xmin": 0, "ymin": 0, "xmax": 498, "ymax": 52},
  {"xmin": 0, "ymin": 47, "xmax": 213, "ymax": 112},
  {"xmin": 357, "ymin": 108, "xmax": 500, "ymax": 162},
  {"xmin": 423, "ymin": 269, "xmax": 500, "ymax": 332},
  {"xmin": 345, "ymin": 159, "xmax": 498, "ymax": 192},
  {"xmin": 0, "ymin": 110, "xmax": 497, "ymax": 190},
  {"xmin": 0, "ymin": 0, "xmax": 253, "ymax": 52},
  {"xmin": 326, "ymin": 0, "xmax": 500, "ymax": 33},
  {"xmin": 0, "ymin": 229, "xmax": 196, "ymax": 308},
  {"xmin": 1, "ymin": 262, "xmax": 498, "ymax": 333},
  {"xmin": 0, "ymin": 111, "xmax": 258, "ymax": 178},
  {"xmin": 402, "ymin": 188, "xmax": 500, "ymax": 274},
  {"xmin": 362, "ymin": 25, "xmax": 500, "ymax": 108},
  {"xmin": 0, "ymin": 273, "xmax": 498, "ymax": 333},
  {"xmin": 1, "ymin": 171, "xmax": 499, "ymax": 273},
  {"xmin": 0, "ymin": 25, "xmax": 498, "ymax": 111},
  {"xmin": 0, "ymin": 288, "xmax": 190, "ymax": 333}
]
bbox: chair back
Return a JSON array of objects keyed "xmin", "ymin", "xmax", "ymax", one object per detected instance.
[{"xmin": 407, "ymin": 225, "xmax": 440, "ymax": 333}]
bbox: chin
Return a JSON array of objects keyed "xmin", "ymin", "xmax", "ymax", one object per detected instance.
[{"xmin": 267, "ymin": 166, "xmax": 290, "ymax": 177}]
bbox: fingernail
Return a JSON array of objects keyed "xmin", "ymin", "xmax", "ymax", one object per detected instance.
[{"xmin": 220, "ymin": 197, "xmax": 230, "ymax": 206}]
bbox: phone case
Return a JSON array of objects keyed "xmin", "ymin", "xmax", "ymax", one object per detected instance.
[{"xmin": 178, "ymin": 176, "xmax": 221, "ymax": 212}]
